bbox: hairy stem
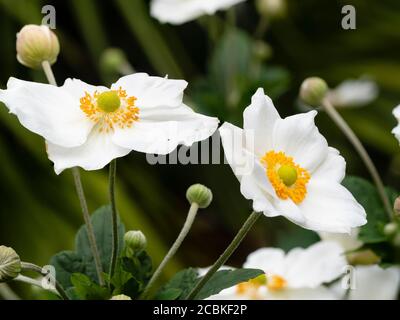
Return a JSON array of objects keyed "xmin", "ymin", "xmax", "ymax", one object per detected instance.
[
  {"xmin": 185, "ymin": 211, "xmax": 262, "ymax": 300},
  {"xmin": 109, "ymin": 159, "xmax": 118, "ymax": 281},
  {"xmin": 141, "ymin": 203, "xmax": 200, "ymax": 299},
  {"xmin": 322, "ymin": 98, "xmax": 393, "ymax": 219}
]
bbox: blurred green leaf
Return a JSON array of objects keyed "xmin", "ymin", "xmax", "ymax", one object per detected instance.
[{"xmin": 342, "ymin": 176, "xmax": 392, "ymax": 243}]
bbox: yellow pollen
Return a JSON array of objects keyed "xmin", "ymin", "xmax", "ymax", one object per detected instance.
[
  {"xmin": 261, "ymin": 151, "xmax": 310, "ymax": 204},
  {"xmin": 267, "ymin": 275, "xmax": 287, "ymax": 291},
  {"xmin": 80, "ymin": 87, "xmax": 139, "ymax": 133}
]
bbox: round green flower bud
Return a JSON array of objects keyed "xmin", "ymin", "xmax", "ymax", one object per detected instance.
[
  {"xmin": 0, "ymin": 246, "xmax": 21, "ymax": 282},
  {"xmin": 186, "ymin": 184, "xmax": 213, "ymax": 208},
  {"xmin": 300, "ymin": 77, "xmax": 329, "ymax": 107},
  {"xmin": 100, "ymin": 48, "xmax": 129, "ymax": 73},
  {"xmin": 110, "ymin": 294, "xmax": 132, "ymax": 300},
  {"xmin": 383, "ymin": 222, "xmax": 398, "ymax": 237},
  {"xmin": 16, "ymin": 24, "xmax": 60, "ymax": 69},
  {"xmin": 253, "ymin": 41, "xmax": 272, "ymax": 61},
  {"xmin": 256, "ymin": 0, "xmax": 287, "ymax": 19},
  {"xmin": 124, "ymin": 230, "xmax": 147, "ymax": 252}
]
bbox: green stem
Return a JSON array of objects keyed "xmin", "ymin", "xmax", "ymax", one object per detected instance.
[
  {"xmin": 72, "ymin": 168, "xmax": 105, "ymax": 286},
  {"xmin": 185, "ymin": 211, "xmax": 262, "ymax": 300},
  {"xmin": 109, "ymin": 159, "xmax": 118, "ymax": 281},
  {"xmin": 21, "ymin": 262, "xmax": 69, "ymax": 300},
  {"xmin": 41, "ymin": 60, "xmax": 105, "ymax": 285},
  {"xmin": 322, "ymin": 98, "xmax": 393, "ymax": 220},
  {"xmin": 141, "ymin": 203, "xmax": 200, "ymax": 299},
  {"xmin": 0, "ymin": 283, "xmax": 20, "ymax": 300}
]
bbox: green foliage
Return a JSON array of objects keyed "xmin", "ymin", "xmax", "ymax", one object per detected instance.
[
  {"xmin": 70, "ymin": 273, "xmax": 110, "ymax": 300},
  {"xmin": 192, "ymin": 28, "xmax": 290, "ymax": 122},
  {"xmin": 343, "ymin": 176, "xmax": 393, "ymax": 243},
  {"xmin": 156, "ymin": 268, "xmax": 264, "ymax": 300},
  {"xmin": 50, "ymin": 205, "xmax": 124, "ymax": 290}
]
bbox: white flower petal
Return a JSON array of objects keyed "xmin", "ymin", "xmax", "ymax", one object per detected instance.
[
  {"xmin": 112, "ymin": 104, "xmax": 218, "ymax": 155},
  {"xmin": 243, "ymin": 248, "xmax": 286, "ymax": 275},
  {"xmin": 272, "ymin": 111, "xmax": 329, "ymax": 173},
  {"xmin": 298, "ymin": 179, "xmax": 367, "ymax": 233},
  {"xmin": 112, "ymin": 73, "xmax": 187, "ymax": 109},
  {"xmin": 265, "ymin": 286, "xmax": 338, "ymax": 300},
  {"xmin": 150, "ymin": 0, "xmax": 246, "ymax": 25},
  {"xmin": 0, "ymin": 77, "xmax": 93, "ymax": 147},
  {"xmin": 392, "ymin": 105, "xmax": 400, "ymax": 144},
  {"xmin": 47, "ymin": 131, "xmax": 131, "ymax": 174},
  {"xmin": 243, "ymin": 88, "xmax": 280, "ymax": 156},
  {"xmin": 312, "ymin": 147, "xmax": 346, "ymax": 183},
  {"xmin": 347, "ymin": 265, "xmax": 400, "ymax": 300},
  {"xmin": 61, "ymin": 78, "xmax": 108, "ymax": 100},
  {"xmin": 328, "ymin": 79, "xmax": 378, "ymax": 108},
  {"xmin": 284, "ymin": 241, "xmax": 347, "ymax": 288}
]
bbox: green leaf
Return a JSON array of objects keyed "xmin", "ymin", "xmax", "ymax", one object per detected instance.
[
  {"xmin": 195, "ymin": 268, "xmax": 264, "ymax": 300},
  {"xmin": 157, "ymin": 268, "xmax": 199, "ymax": 300},
  {"xmin": 155, "ymin": 288, "xmax": 182, "ymax": 300},
  {"xmin": 70, "ymin": 273, "xmax": 110, "ymax": 300},
  {"xmin": 157, "ymin": 268, "xmax": 264, "ymax": 300},
  {"xmin": 121, "ymin": 250, "xmax": 153, "ymax": 285},
  {"xmin": 342, "ymin": 176, "xmax": 392, "ymax": 243},
  {"xmin": 75, "ymin": 205, "xmax": 125, "ymax": 283},
  {"xmin": 49, "ymin": 251, "xmax": 86, "ymax": 289}
]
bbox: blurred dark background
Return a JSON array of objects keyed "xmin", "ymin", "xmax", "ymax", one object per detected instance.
[{"xmin": 1, "ymin": 0, "xmax": 400, "ymax": 298}]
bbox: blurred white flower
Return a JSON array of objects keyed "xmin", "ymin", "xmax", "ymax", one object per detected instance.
[
  {"xmin": 319, "ymin": 229, "xmax": 362, "ymax": 252},
  {"xmin": 319, "ymin": 230, "xmax": 400, "ymax": 300},
  {"xmin": 150, "ymin": 0, "xmax": 246, "ymax": 25},
  {"xmin": 208, "ymin": 241, "xmax": 346, "ymax": 300},
  {"xmin": 0, "ymin": 73, "xmax": 218, "ymax": 174},
  {"xmin": 327, "ymin": 79, "xmax": 378, "ymax": 108},
  {"xmin": 392, "ymin": 105, "xmax": 400, "ymax": 144},
  {"xmin": 219, "ymin": 88, "xmax": 366, "ymax": 233}
]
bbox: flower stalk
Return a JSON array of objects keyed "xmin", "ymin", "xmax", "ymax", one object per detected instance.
[
  {"xmin": 41, "ymin": 60, "xmax": 105, "ymax": 286},
  {"xmin": 109, "ymin": 159, "xmax": 119, "ymax": 281},
  {"xmin": 21, "ymin": 262, "xmax": 69, "ymax": 300},
  {"xmin": 322, "ymin": 98, "xmax": 393, "ymax": 220},
  {"xmin": 185, "ymin": 211, "xmax": 262, "ymax": 300},
  {"xmin": 141, "ymin": 202, "xmax": 200, "ymax": 299}
]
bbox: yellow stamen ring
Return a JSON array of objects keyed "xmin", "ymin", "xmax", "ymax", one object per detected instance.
[
  {"xmin": 261, "ymin": 151, "xmax": 310, "ymax": 204},
  {"xmin": 80, "ymin": 87, "xmax": 139, "ymax": 133}
]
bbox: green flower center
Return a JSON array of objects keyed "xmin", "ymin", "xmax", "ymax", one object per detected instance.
[
  {"xmin": 277, "ymin": 165, "xmax": 297, "ymax": 187},
  {"xmin": 97, "ymin": 91, "xmax": 121, "ymax": 113}
]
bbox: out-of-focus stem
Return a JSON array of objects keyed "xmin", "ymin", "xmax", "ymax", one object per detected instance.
[
  {"xmin": 109, "ymin": 159, "xmax": 118, "ymax": 281},
  {"xmin": 322, "ymin": 98, "xmax": 393, "ymax": 220}
]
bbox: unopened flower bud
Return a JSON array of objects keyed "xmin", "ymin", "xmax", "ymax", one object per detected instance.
[
  {"xmin": 253, "ymin": 41, "xmax": 272, "ymax": 61},
  {"xmin": 100, "ymin": 48, "xmax": 129, "ymax": 74},
  {"xmin": 256, "ymin": 0, "xmax": 287, "ymax": 19},
  {"xmin": 300, "ymin": 77, "xmax": 329, "ymax": 107},
  {"xmin": 186, "ymin": 184, "xmax": 213, "ymax": 208},
  {"xmin": 16, "ymin": 24, "xmax": 60, "ymax": 69},
  {"xmin": 383, "ymin": 222, "xmax": 398, "ymax": 237},
  {"xmin": 110, "ymin": 294, "xmax": 132, "ymax": 300},
  {"xmin": 0, "ymin": 246, "xmax": 21, "ymax": 282},
  {"xmin": 124, "ymin": 230, "xmax": 147, "ymax": 252}
]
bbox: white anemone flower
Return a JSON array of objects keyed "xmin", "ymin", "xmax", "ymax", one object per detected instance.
[
  {"xmin": 219, "ymin": 88, "xmax": 366, "ymax": 233},
  {"xmin": 207, "ymin": 241, "xmax": 346, "ymax": 300},
  {"xmin": 319, "ymin": 230, "xmax": 400, "ymax": 300},
  {"xmin": 336, "ymin": 265, "xmax": 400, "ymax": 300},
  {"xmin": 327, "ymin": 78, "xmax": 378, "ymax": 108},
  {"xmin": 150, "ymin": 0, "xmax": 246, "ymax": 25},
  {"xmin": 392, "ymin": 105, "xmax": 400, "ymax": 144},
  {"xmin": 0, "ymin": 74, "xmax": 219, "ymax": 174}
]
